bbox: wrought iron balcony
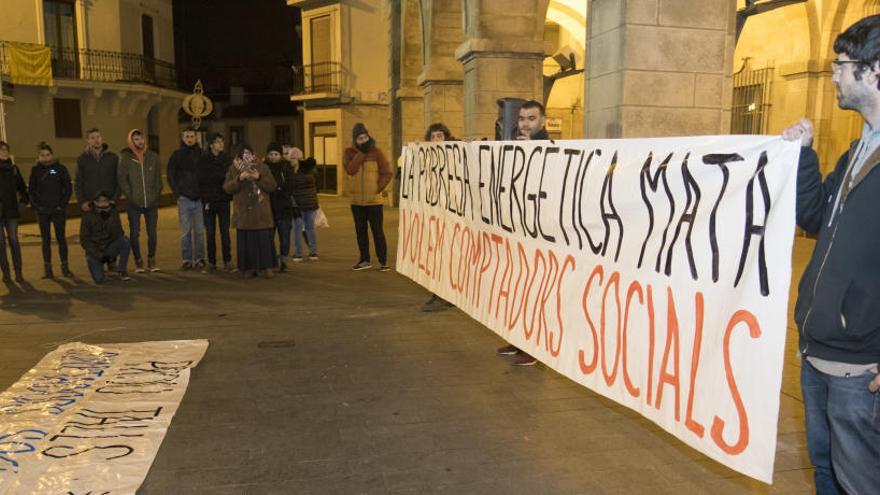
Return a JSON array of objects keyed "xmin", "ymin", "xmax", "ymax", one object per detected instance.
[
  {"xmin": 291, "ymin": 61, "xmax": 346, "ymax": 97},
  {"xmin": 0, "ymin": 41, "xmax": 179, "ymax": 90}
]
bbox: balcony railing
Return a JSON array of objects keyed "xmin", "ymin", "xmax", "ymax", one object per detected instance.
[
  {"xmin": 292, "ymin": 61, "xmax": 346, "ymax": 96},
  {"xmin": 0, "ymin": 41, "xmax": 178, "ymax": 90}
]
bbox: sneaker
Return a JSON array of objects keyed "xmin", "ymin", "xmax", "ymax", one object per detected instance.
[
  {"xmin": 118, "ymin": 272, "xmax": 132, "ymax": 281},
  {"xmin": 148, "ymin": 258, "xmax": 161, "ymax": 272},
  {"xmin": 180, "ymin": 261, "xmax": 193, "ymax": 271},
  {"xmin": 308, "ymin": 253, "xmax": 319, "ymax": 261},
  {"xmin": 421, "ymin": 294, "xmax": 454, "ymax": 312},
  {"xmin": 203, "ymin": 263, "xmax": 216, "ymax": 274},
  {"xmin": 278, "ymin": 261, "xmax": 288, "ymax": 273},
  {"xmin": 292, "ymin": 256, "xmax": 304, "ymax": 263},
  {"xmin": 496, "ymin": 344, "xmax": 520, "ymax": 356},
  {"xmin": 262, "ymin": 268, "xmax": 274, "ymax": 279},
  {"xmin": 134, "ymin": 258, "xmax": 146, "ymax": 274},
  {"xmin": 513, "ymin": 353, "xmax": 537, "ymax": 367},
  {"xmin": 378, "ymin": 264, "xmax": 391, "ymax": 272},
  {"xmin": 352, "ymin": 261, "xmax": 372, "ymax": 271},
  {"xmin": 224, "ymin": 263, "xmax": 237, "ymax": 273},
  {"xmin": 195, "ymin": 259, "xmax": 207, "ymax": 270}
]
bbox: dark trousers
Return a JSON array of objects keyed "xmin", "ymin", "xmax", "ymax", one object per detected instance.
[
  {"xmin": 0, "ymin": 218, "xmax": 22, "ymax": 273},
  {"xmin": 274, "ymin": 215, "xmax": 292, "ymax": 259},
  {"xmin": 204, "ymin": 201, "xmax": 232, "ymax": 265},
  {"xmin": 126, "ymin": 206, "xmax": 158, "ymax": 261},
  {"xmin": 86, "ymin": 237, "xmax": 131, "ymax": 283},
  {"xmin": 350, "ymin": 205, "xmax": 387, "ymax": 264},
  {"xmin": 37, "ymin": 212, "xmax": 68, "ymax": 264}
]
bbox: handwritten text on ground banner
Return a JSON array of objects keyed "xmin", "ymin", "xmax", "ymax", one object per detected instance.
[
  {"xmin": 396, "ymin": 136, "xmax": 799, "ymax": 483},
  {"xmin": 0, "ymin": 340, "xmax": 209, "ymax": 494}
]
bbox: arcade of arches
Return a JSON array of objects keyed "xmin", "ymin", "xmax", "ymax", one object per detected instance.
[{"xmin": 295, "ymin": 0, "xmax": 874, "ymax": 181}]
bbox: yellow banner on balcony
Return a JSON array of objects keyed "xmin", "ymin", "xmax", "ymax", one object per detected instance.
[{"xmin": 7, "ymin": 42, "xmax": 53, "ymax": 86}]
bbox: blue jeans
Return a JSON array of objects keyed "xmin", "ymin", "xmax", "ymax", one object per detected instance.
[
  {"xmin": 293, "ymin": 209, "xmax": 317, "ymax": 256},
  {"xmin": 86, "ymin": 237, "xmax": 130, "ymax": 283},
  {"xmin": 274, "ymin": 215, "xmax": 292, "ymax": 259},
  {"xmin": 203, "ymin": 201, "xmax": 231, "ymax": 266},
  {"xmin": 126, "ymin": 206, "xmax": 158, "ymax": 261},
  {"xmin": 801, "ymin": 360, "xmax": 880, "ymax": 494},
  {"xmin": 0, "ymin": 218, "xmax": 22, "ymax": 273},
  {"xmin": 177, "ymin": 197, "xmax": 205, "ymax": 263}
]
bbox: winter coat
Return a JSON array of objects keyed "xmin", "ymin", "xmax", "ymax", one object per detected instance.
[
  {"xmin": 223, "ymin": 160, "xmax": 277, "ymax": 230},
  {"xmin": 0, "ymin": 158, "xmax": 28, "ymax": 220},
  {"xmin": 343, "ymin": 145, "xmax": 391, "ymax": 206},
  {"xmin": 794, "ymin": 144, "xmax": 880, "ymax": 365},
  {"xmin": 79, "ymin": 204, "xmax": 125, "ymax": 260},
  {"xmin": 291, "ymin": 158, "xmax": 319, "ymax": 211},
  {"xmin": 167, "ymin": 142, "xmax": 202, "ymax": 200},
  {"xmin": 267, "ymin": 159, "xmax": 296, "ymax": 218},
  {"xmin": 118, "ymin": 131, "xmax": 163, "ymax": 209},
  {"xmin": 75, "ymin": 144, "xmax": 119, "ymax": 203},
  {"xmin": 197, "ymin": 151, "xmax": 233, "ymax": 204},
  {"xmin": 28, "ymin": 161, "xmax": 72, "ymax": 215}
]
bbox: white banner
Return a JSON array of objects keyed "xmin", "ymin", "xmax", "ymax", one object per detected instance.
[
  {"xmin": 396, "ymin": 136, "xmax": 800, "ymax": 483},
  {"xmin": 0, "ymin": 340, "xmax": 209, "ymax": 494}
]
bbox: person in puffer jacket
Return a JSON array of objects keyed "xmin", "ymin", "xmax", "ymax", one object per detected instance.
[
  {"xmin": 28, "ymin": 142, "xmax": 73, "ymax": 278},
  {"xmin": 291, "ymin": 157, "xmax": 319, "ymax": 261},
  {"xmin": 0, "ymin": 141, "xmax": 28, "ymax": 283}
]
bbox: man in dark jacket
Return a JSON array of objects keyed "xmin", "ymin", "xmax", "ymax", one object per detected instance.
[
  {"xmin": 291, "ymin": 157, "xmax": 319, "ymax": 261},
  {"xmin": 29, "ymin": 142, "xmax": 73, "ymax": 278},
  {"xmin": 80, "ymin": 193, "xmax": 131, "ymax": 284},
  {"xmin": 265, "ymin": 142, "xmax": 295, "ymax": 271},
  {"xmin": 76, "ymin": 128, "xmax": 119, "ymax": 211},
  {"xmin": 782, "ymin": 15, "xmax": 880, "ymax": 495},
  {"xmin": 0, "ymin": 141, "xmax": 28, "ymax": 283},
  {"xmin": 118, "ymin": 129, "xmax": 163, "ymax": 272},
  {"xmin": 197, "ymin": 132, "xmax": 233, "ymax": 271},
  {"xmin": 167, "ymin": 127, "xmax": 205, "ymax": 270}
]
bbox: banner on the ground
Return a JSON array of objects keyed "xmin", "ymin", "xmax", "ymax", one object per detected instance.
[
  {"xmin": 0, "ymin": 340, "xmax": 209, "ymax": 494},
  {"xmin": 396, "ymin": 136, "xmax": 799, "ymax": 483}
]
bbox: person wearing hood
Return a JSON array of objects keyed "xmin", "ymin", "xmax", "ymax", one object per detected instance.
[
  {"xmin": 117, "ymin": 129, "xmax": 163, "ymax": 273},
  {"xmin": 167, "ymin": 127, "xmax": 206, "ymax": 271},
  {"xmin": 0, "ymin": 141, "xmax": 28, "ymax": 283},
  {"xmin": 291, "ymin": 156, "xmax": 319, "ymax": 261},
  {"xmin": 223, "ymin": 144, "xmax": 278, "ymax": 278},
  {"xmin": 80, "ymin": 192, "xmax": 131, "ymax": 284},
  {"xmin": 28, "ymin": 142, "xmax": 73, "ymax": 278},
  {"xmin": 343, "ymin": 123, "xmax": 392, "ymax": 271},
  {"xmin": 197, "ymin": 132, "xmax": 233, "ymax": 272},
  {"xmin": 76, "ymin": 128, "xmax": 119, "ymax": 210},
  {"xmin": 265, "ymin": 142, "xmax": 295, "ymax": 271}
]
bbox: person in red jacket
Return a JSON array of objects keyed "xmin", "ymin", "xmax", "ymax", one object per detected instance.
[{"xmin": 343, "ymin": 123, "xmax": 392, "ymax": 271}]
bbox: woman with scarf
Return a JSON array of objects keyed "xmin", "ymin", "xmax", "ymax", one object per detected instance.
[
  {"xmin": 29, "ymin": 142, "xmax": 73, "ymax": 279},
  {"xmin": 223, "ymin": 144, "xmax": 278, "ymax": 278},
  {"xmin": 0, "ymin": 141, "xmax": 28, "ymax": 283}
]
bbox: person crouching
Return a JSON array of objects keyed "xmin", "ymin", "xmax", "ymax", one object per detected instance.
[{"xmin": 80, "ymin": 192, "xmax": 131, "ymax": 283}]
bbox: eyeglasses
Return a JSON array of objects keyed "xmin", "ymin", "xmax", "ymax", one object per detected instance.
[{"xmin": 831, "ymin": 59, "xmax": 866, "ymax": 71}]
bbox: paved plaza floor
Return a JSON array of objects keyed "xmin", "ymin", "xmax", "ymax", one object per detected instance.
[{"xmin": 0, "ymin": 197, "xmax": 817, "ymax": 494}]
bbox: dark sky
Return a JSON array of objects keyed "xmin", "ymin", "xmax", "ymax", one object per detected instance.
[{"xmin": 173, "ymin": 0, "xmax": 302, "ymax": 95}]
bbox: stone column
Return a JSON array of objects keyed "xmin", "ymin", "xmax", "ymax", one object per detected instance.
[
  {"xmin": 585, "ymin": 0, "xmax": 736, "ymax": 138},
  {"xmin": 456, "ymin": 0, "xmax": 548, "ymax": 138},
  {"xmin": 419, "ymin": 0, "xmax": 465, "ymax": 137}
]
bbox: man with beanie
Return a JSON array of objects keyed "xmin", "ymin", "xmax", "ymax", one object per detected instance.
[
  {"xmin": 197, "ymin": 132, "xmax": 233, "ymax": 272},
  {"xmin": 265, "ymin": 142, "xmax": 296, "ymax": 271},
  {"xmin": 168, "ymin": 127, "xmax": 206, "ymax": 270},
  {"xmin": 118, "ymin": 129, "xmax": 163, "ymax": 273},
  {"xmin": 343, "ymin": 123, "xmax": 392, "ymax": 271}
]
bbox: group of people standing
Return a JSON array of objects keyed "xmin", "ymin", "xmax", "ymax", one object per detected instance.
[{"xmin": 0, "ymin": 127, "xmax": 321, "ymax": 284}]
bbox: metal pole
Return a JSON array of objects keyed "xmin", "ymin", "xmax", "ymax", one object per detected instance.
[{"xmin": 0, "ymin": 75, "xmax": 6, "ymax": 142}]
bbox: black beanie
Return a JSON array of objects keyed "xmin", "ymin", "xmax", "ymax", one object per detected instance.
[
  {"xmin": 352, "ymin": 123, "xmax": 369, "ymax": 143},
  {"xmin": 266, "ymin": 142, "xmax": 283, "ymax": 155}
]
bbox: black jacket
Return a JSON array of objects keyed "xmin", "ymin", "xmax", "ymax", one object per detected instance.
[
  {"xmin": 794, "ymin": 144, "xmax": 880, "ymax": 364},
  {"xmin": 267, "ymin": 159, "xmax": 295, "ymax": 218},
  {"xmin": 196, "ymin": 151, "xmax": 232, "ymax": 204},
  {"xmin": 29, "ymin": 161, "xmax": 72, "ymax": 215},
  {"xmin": 79, "ymin": 204, "xmax": 125, "ymax": 260},
  {"xmin": 0, "ymin": 158, "xmax": 28, "ymax": 220},
  {"xmin": 291, "ymin": 158, "xmax": 319, "ymax": 211},
  {"xmin": 167, "ymin": 143, "xmax": 202, "ymax": 200},
  {"xmin": 75, "ymin": 144, "xmax": 119, "ymax": 203}
]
